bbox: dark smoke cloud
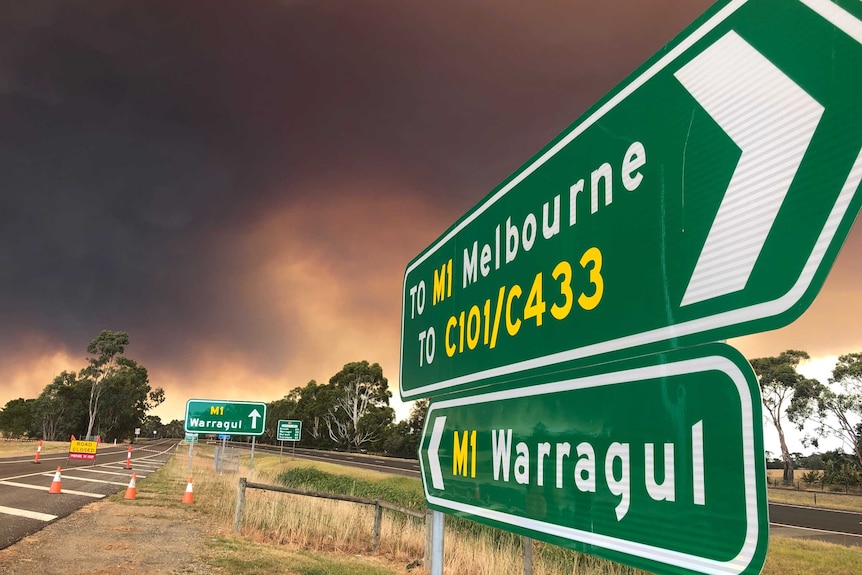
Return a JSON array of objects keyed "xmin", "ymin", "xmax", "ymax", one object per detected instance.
[{"xmin": 2, "ymin": 0, "xmax": 857, "ymax": 424}]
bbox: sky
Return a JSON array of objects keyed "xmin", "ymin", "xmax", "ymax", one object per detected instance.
[{"xmin": 0, "ymin": 1, "xmax": 859, "ymax": 456}]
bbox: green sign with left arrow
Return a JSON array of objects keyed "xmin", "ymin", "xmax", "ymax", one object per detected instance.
[
  {"xmin": 419, "ymin": 344, "xmax": 768, "ymax": 575},
  {"xmin": 184, "ymin": 399, "xmax": 268, "ymax": 437}
]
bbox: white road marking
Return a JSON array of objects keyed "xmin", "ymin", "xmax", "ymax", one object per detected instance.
[
  {"xmin": 0, "ymin": 505, "xmax": 57, "ymax": 522},
  {"xmin": 41, "ymin": 473, "xmax": 128, "ymax": 487},
  {"xmin": 0, "ymin": 480, "xmax": 104, "ymax": 498},
  {"xmin": 73, "ymin": 468, "xmax": 146, "ymax": 479},
  {"xmin": 770, "ymin": 522, "xmax": 862, "ymax": 539}
]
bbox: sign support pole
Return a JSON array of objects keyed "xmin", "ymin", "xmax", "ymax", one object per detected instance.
[
  {"xmin": 250, "ymin": 436, "xmax": 256, "ymax": 473},
  {"xmin": 188, "ymin": 441, "xmax": 194, "ymax": 472},
  {"xmin": 522, "ymin": 537, "xmax": 533, "ymax": 575},
  {"xmin": 431, "ymin": 510, "xmax": 444, "ymax": 575},
  {"xmin": 279, "ymin": 440, "xmax": 283, "ymax": 462},
  {"xmin": 220, "ymin": 435, "xmax": 227, "ymax": 474}
]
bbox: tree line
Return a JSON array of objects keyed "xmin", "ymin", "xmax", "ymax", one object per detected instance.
[
  {"xmin": 0, "ymin": 330, "xmax": 164, "ymax": 442},
  {"xmin": 753, "ymin": 350, "xmax": 862, "ymax": 485},
  {"xmin": 259, "ymin": 360, "xmax": 427, "ymax": 459},
  {"xmin": 2, "ymin": 335, "xmax": 860, "ymax": 475}
]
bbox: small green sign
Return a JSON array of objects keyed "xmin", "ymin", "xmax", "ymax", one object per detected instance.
[
  {"xmin": 419, "ymin": 344, "xmax": 768, "ymax": 575},
  {"xmin": 184, "ymin": 433, "xmax": 199, "ymax": 443},
  {"xmin": 277, "ymin": 420, "xmax": 302, "ymax": 442},
  {"xmin": 400, "ymin": 0, "xmax": 862, "ymax": 399},
  {"xmin": 184, "ymin": 399, "xmax": 267, "ymax": 437}
]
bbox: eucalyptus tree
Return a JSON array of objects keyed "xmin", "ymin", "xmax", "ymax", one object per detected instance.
[
  {"xmin": 811, "ymin": 353, "xmax": 862, "ymax": 468},
  {"xmin": 750, "ymin": 350, "xmax": 820, "ymax": 485},
  {"xmin": 81, "ymin": 330, "xmax": 130, "ymax": 440},
  {"xmin": 325, "ymin": 361, "xmax": 393, "ymax": 452}
]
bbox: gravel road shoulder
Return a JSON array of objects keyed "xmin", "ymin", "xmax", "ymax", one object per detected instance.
[{"xmin": 0, "ymin": 499, "xmax": 219, "ymax": 575}]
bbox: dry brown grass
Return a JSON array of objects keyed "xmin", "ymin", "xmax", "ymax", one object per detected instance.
[
  {"xmin": 174, "ymin": 445, "xmax": 651, "ymax": 575},
  {"xmin": 0, "ymin": 440, "xmax": 70, "ymax": 456}
]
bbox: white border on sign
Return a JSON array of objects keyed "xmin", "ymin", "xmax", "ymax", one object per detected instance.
[
  {"xmin": 399, "ymin": 0, "xmax": 862, "ymax": 399},
  {"xmin": 418, "ymin": 354, "xmax": 763, "ymax": 575},
  {"xmin": 183, "ymin": 398, "xmax": 269, "ymax": 436}
]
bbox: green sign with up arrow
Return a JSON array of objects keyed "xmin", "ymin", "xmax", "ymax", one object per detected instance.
[
  {"xmin": 419, "ymin": 344, "xmax": 768, "ymax": 575},
  {"xmin": 399, "ymin": 0, "xmax": 862, "ymax": 400},
  {"xmin": 184, "ymin": 399, "xmax": 267, "ymax": 437}
]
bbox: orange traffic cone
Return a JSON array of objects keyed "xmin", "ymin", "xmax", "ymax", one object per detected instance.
[
  {"xmin": 33, "ymin": 440, "xmax": 43, "ymax": 464},
  {"xmin": 48, "ymin": 467, "xmax": 62, "ymax": 494},
  {"xmin": 125, "ymin": 445, "xmax": 132, "ymax": 469},
  {"xmin": 181, "ymin": 477, "xmax": 194, "ymax": 504},
  {"xmin": 124, "ymin": 473, "xmax": 137, "ymax": 500}
]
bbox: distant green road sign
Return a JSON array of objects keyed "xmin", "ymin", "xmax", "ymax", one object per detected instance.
[
  {"xmin": 277, "ymin": 420, "xmax": 302, "ymax": 442},
  {"xmin": 400, "ymin": 0, "xmax": 862, "ymax": 399},
  {"xmin": 184, "ymin": 433, "xmax": 199, "ymax": 443},
  {"xmin": 419, "ymin": 344, "xmax": 767, "ymax": 575},
  {"xmin": 184, "ymin": 399, "xmax": 267, "ymax": 437}
]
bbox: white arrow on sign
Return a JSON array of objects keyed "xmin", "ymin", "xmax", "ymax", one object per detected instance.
[
  {"xmin": 674, "ymin": 32, "xmax": 823, "ymax": 306},
  {"xmin": 248, "ymin": 409, "xmax": 262, "ymax": 429},
  {"xmin": 428, "ymin": 416, "xmax": 447, "ymax": 490},
  {"xmin": 676, "ymin": 31, "xmax": 824, "ymax": 306}
]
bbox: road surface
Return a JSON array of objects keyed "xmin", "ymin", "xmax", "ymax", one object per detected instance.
[{"xmin": 0, "ymin": 440, "xmax": 175, "ymax": 550}]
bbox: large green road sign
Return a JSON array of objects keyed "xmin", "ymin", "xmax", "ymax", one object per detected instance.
[
  {"xmin": 419, "ymin": 344, "xmax": 768, "ymax": 575},
  {"xmin": 400, "ymin": 0, "xmax": 862, "ymax": 399},
  {"xmin": 184, "ymin": 399, "xmax": 267, "ymax": 436}
]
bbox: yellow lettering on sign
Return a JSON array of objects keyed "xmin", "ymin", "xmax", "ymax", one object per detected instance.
[{"xmin": 453, "ymin": 430, "xmax": 477, "ymax": 478}]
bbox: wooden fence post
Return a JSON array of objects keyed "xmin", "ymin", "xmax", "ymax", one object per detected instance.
[
  {"xmin": 372, "ymin": 502, "xmax": 383, "ymax": 551},
  {"xmin": 234, "ymin": 477, "xmax": 247, "ymax": 534}
]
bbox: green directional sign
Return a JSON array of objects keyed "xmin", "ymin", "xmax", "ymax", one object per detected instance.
[
  {"xmin": 400, "ymin": 0, "xmax": 862, "ymax": 399},
  {"xmin": 419, "ymin": 344, "xmax": 768, "ymax": 575},
  {"xmin": 184, "ymin": 399, "xmax": 268, "ymax": 436},
  {"xmin": 277, "ymin": 419, "xmax": 302, "ymax": 442}
]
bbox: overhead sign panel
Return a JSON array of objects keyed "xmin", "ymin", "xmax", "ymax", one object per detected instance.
[
  {"xmin": 184, "ymin": 399, "xmax": 268, "ymax": 437},
  {"xmin": 418, "ymin": 344, "xmax": 768, "ymax": 575},
  {"xmin": 400, "ymin": 0, "xmax": 862, "ymax": 399}
]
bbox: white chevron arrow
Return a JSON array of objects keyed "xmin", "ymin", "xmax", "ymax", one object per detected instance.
[
  {"xmin": 428, "ymin": 416, "xmax": 447, "ymax": 490},
  {"xmin": 675, "ymin": 31, "xmax": 824, "ymax": 307}
]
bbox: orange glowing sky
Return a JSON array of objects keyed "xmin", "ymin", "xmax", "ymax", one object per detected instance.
[{"xmin": 0, "ymin": 1, "xmax": 859, "ymax": 456}]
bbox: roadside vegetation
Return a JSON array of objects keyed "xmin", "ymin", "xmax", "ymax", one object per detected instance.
[
  {"xmin": 2, "ymin": 346, "xmax": 861, "ymax": 492},
  {"xmin": 0, "ymin": 440, "xmax": 70, "ymax": 456},
  {"xmin": 118, "ymin": 444, "xmax": 862, "ymax": 575}
]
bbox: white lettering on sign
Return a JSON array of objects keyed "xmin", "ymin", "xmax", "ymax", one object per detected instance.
[
  {"xmin": 460, "ymin": 140, "xmax": 646, "ymax": 293},
  {"xmin": 188, "ymin": 418, "xmax": 244, "ymax": 430},
  {"xmin": 490, "ymin": 420, "xmax": 703, "ymax": 522}
]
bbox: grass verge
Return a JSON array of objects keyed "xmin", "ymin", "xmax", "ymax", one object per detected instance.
[
  {"xmin": 767, "ymin": 488, "xmax": 862, "ymax": 512},
  {"xmin": 13, "ymin": 442, "xmax": 862, "ymax": 575},
  {"xmin": 0, "ymin": 440, "xmax": 72, "ymax": 456},
  {"xmin": 764, "ymin": 537, "xmax": 862, "ymax": 575}
]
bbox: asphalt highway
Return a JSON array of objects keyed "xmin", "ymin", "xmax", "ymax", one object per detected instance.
[{"xmin": 0, "ymin": 440, "xmax": 175, "ymax": 550}]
